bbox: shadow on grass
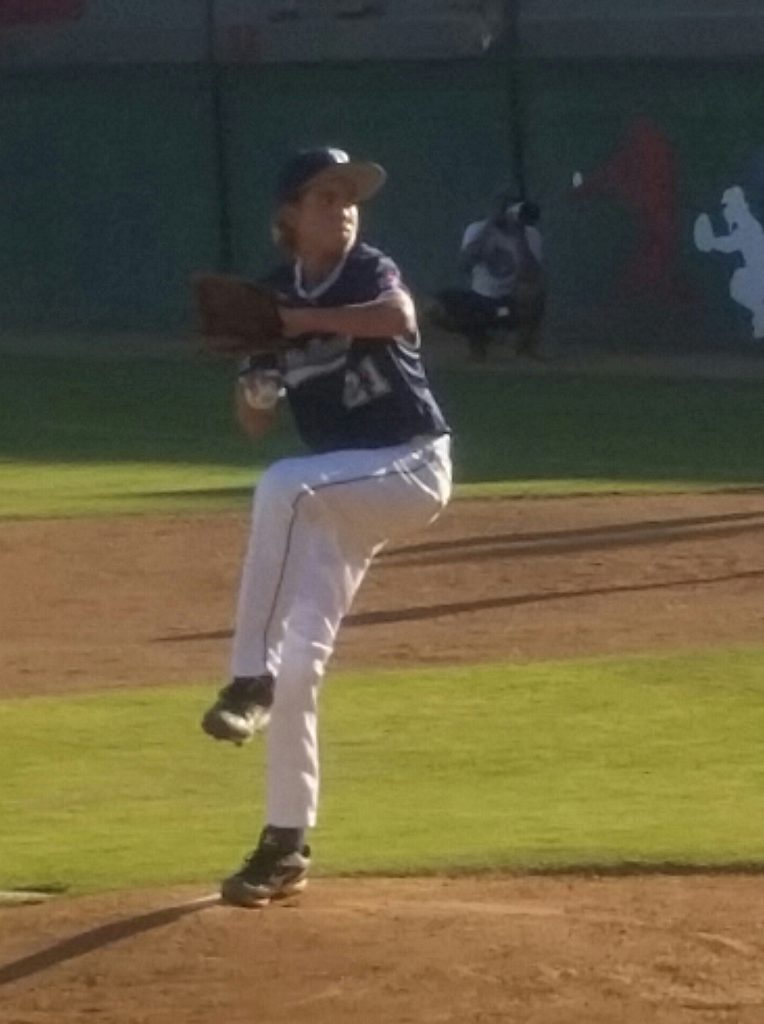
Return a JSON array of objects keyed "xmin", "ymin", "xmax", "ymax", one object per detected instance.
[
  {"xmin": 521, "ymin": 861, "xmax": 764, "ymax": 878},
  {"xmin": 3, "ymin": 353, "xmax": 764, "ymax": 489},
  {"xmin": 0, "ymin": 895, "xmax": 219, "ymax": 988},
  {"xmin": 337, "ymin": 861, "xmax": 764, "ymax": 880},
  {"xmin": 130, "ymin": 486, "xmax": 253, "ymax": 502}
]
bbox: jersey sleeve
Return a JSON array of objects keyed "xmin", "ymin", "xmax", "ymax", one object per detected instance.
[
  {"xmin": 370, "ymin": 253, "xmax": 405, "ymax": 299},
  {"xmin": 343, "ymin": 248, "xmax": 407, "ymax": 303}
]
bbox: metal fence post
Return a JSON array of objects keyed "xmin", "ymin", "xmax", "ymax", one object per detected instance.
[
  {"xmin": 505, "ymin": 0, "xmax": 528, "ymax": 200},
  {"xmin": 205, "ymin": 0, "xmax": 234, "ymax": 271}
]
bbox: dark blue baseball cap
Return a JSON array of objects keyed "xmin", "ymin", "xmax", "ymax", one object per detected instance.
[{"xmin": 276, "ymin": 147, "xmax": 387, "ymax": 205}]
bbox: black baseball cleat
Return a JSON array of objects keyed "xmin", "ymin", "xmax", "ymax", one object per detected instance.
[
  {"xmin": 201, "ymin": 674, "xmax": 274, "ymax": 745},
  {"xmin": 221, "ymin": 832, "xmax": 311, "ymax": 908}
]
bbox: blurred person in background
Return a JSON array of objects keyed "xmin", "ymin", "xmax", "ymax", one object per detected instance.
[{"xmin": 433, "ymin": 191, "xmax": 546, "ymax": 362}]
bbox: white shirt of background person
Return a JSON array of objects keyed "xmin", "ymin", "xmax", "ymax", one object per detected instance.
[{"xmin": 461, "ymin": 217, "xmax": 543, "ymax": 300}]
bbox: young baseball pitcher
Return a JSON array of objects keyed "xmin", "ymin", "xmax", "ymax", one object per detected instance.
[{"xmin": 199, "ymin": 148, "xmax": 452, "ymax": 907}]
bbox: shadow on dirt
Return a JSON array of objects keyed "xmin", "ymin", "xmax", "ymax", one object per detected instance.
[
  {"xmin": 152, "ymin": 508, "xmax": 764, "ymax": 641},
  {"xmin": 0, "ymin": 896, "xmax": 219, "ymax": 988},
  {"xmin": 153, "ymin": 566, "xmax": 764, "ymax": 640},
  {"xmin": 380, "ymin": 508, "xmax": 764, "ymax": 560}
]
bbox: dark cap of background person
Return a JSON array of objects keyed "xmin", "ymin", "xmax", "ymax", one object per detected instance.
[{"xmin": 276, "ymin": 147, "xmax": 387, "ymax": 205}]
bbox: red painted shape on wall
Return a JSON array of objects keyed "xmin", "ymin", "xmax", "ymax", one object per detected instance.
[
  {"xmin": 0, "ymin": 0, "xmax": 85, "ymax": 27},
  {"xmin": 574, "ymin": 117, "xmax": 688, "ymax": 302}
]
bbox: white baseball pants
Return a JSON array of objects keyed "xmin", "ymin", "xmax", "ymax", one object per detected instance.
[{"xmin": 230, "ymin": 433, "xmax": 452, "ymax": 828}]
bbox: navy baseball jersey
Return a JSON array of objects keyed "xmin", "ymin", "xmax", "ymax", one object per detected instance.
[{"xmin": 259, "ymin": 244, "xmax": 450, "ymax": 453}]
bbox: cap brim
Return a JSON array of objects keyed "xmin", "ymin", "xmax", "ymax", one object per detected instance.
[{"xmin": 312, "ymin": 161, "xmax": 387, "ymax": 202}]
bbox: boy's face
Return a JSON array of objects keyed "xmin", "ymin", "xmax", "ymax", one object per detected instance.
[{"xmin": 290, "ymin": 177, "xmax": 359, "ymax": 257}]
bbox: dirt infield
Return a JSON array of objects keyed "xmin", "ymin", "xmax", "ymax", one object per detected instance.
[
  {"xmin": 3, "ymin": 490, "xmax": 764, "ymax": 1022},
  {"xmin": 2, "ymin": 490, "xmax": 764, "ymax": 697},
  {"xmin": 3, "ymin": 876, "xmax": 764, "ymax": 1023}
]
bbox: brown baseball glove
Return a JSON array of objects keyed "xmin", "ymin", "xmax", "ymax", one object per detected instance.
[{"xmin": 191, "ymin": 272, "xmax": 285, "ymax": 356}]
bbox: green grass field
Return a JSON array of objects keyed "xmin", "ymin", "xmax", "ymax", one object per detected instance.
[
  {"xmin": 2, "ymin": 346, "xmax": 764, "ymax": 894},
  {"xmin": 3, "ymin": 650, "xmax": 764, "ymax": 893},
  {"xmin": 3, "ymin": 349, "xmax": 764, "ymax": 517}
]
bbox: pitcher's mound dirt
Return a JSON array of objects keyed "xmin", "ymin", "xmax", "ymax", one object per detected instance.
[{"xmin": 3, "ymin": 875, "xmax": 764, "ymax": 1023}]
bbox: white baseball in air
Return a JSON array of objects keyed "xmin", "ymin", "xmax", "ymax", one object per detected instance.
[{"xmin": 572, "ymin": 171, "xmax": 583, "ymax": 188}]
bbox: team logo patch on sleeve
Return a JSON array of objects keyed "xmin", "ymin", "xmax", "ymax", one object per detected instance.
[{"xmin": 378, "ymin": 265, "xmax": 402, "ymax": 294}]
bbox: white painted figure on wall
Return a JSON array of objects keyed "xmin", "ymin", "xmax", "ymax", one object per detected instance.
[{"xmin": 694, "ymin": 186, "xmax": 764, "ymax": 340}]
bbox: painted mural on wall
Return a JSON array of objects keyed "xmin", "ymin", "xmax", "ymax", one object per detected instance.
[
  {"xmin": 571, "ymin": 116, "xmax": 687, "ymax": 304},
  {"xmin": 694, "ymin": 176, "xmax": 764, "ymax": 341}
]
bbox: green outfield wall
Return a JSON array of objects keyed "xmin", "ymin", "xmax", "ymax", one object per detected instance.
[
  {"xmin": 0, "ymin": 60, "xmax": 511, "ymax": 332},
  {"xmin": 0, "ymin": 68, "xmax": 220, "ymax": 330},
  {"xmin": 3, "ymin": 56, "xmax": 764, "ymax": 350}
]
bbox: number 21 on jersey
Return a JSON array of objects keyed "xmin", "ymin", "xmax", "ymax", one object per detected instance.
[{"xmin": 342, "ymin": 355, "xmax": 392, "ymax": 409}]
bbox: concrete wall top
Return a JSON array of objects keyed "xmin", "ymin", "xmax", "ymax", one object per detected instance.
[
  {"xmin": 520, "ymin": 0, "xmax": 764, "ymax": 58},
  {"xmin": 0, "ymin": 0, "xmax": 505, "ymax": 68}
]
